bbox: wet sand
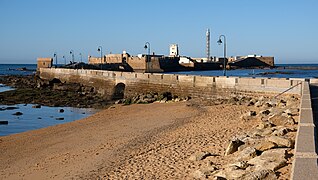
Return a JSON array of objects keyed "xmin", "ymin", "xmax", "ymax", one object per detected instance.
[{"xmin": 0, "ymin": 101, "xmax": 289, "ymax": 179}]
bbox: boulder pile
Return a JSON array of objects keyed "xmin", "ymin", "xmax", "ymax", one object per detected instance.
[
  {"xmin": 189, "ymin": 95, "xmax": 299, "ymax": 179},
  {"xmin": 115, "ymin": 92, "xmax": 191, "ymax": 105}
]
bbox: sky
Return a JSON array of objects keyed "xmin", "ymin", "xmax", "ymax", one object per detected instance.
[{"xmin": 0, "ymin": 0, "xmax": 317, "ymax": 64}]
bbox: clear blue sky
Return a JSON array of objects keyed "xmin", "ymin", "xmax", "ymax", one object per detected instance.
[{"xmin": 0, "ymin": 0, "xmax": 317, "ymax": 64}]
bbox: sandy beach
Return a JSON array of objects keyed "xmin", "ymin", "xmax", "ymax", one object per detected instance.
[{"xmin": 0, "ymin": 97, "xmax": 298, "ymax": 179}]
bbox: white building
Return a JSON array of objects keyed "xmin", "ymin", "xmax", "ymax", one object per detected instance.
[{"xmin": 169, "ymin": 44, "xmax": 179, "ymax": 57}]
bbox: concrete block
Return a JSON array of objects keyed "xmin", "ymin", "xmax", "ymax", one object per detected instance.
[
  {"xmin": 303, "ymin": 82, "xmax": 310, "ymax": 92},
  {"xmin": 295, "ymin": 126, "xmax": 316, "ymax": 154},
  {"xmin": 194, "ymin": 76, "xmax": 213, "ymax": 87},
  {"xmin": 237, "ymin": 78, "xmax": 262, "ymax": 86},
  {"xmin": 301, "ymin": 99, "xmax": 312, "ymax": 109},
  {"xmin": 299, "ymin": 108, "xmax": 314, "ymax": 124},
  {"xmin": 215, "ymin": 77, "xmax": 236, "ymax": 88},
  {"xmin": 302, "ymin": 94, "xmax": 311, "ymax": 100},
  {"xmin": 292, "ymin": 158, "xmax": 318, "ymax": 180},
  {"xmin": 121, "ymin": 72, "xmax": 136, "ymax": 79},
  {"xmin": 136, "ymin": 73, "xmax": 149, "ymax": 80},
  {"xmin": 178, "ymin": 75, "xmax": 194, "ymax": 86},
  {"xmin": 148, "ymin": 74, "xmax": 163, "ymax": 82},
  {"xmin": 266, "ymin": 79, "xmax": 290, "ymax": 88},
  {"xmin": 162, "ymin": 74, "xmax": 178, "ymax": 85},
  {"xmin": 310, "ymin": 79, "xmax": 318, "ymax": 84}
]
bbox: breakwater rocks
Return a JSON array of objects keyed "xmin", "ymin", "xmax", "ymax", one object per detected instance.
[
  {"xmin": 0, "ymin": 75, "xmax": 109, "ymax": 108},
  {"xmin": 115, "ymin": 92, "xmax": 191, "ymax": 105},
  {"xmin": 190, "ymin": 95, "xmax": 299, "ymax": 179}
]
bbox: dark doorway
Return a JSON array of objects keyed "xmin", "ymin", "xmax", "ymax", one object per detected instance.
[{"xmin": 112, "ymin": 83, "xmax": 125, "ymax": 100}]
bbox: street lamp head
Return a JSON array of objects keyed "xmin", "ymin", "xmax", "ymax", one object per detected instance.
[
  {"xmin": 97, "ymin": 48, "xmax": 101, "ymax": 52},
  {"xmin": 54, "ymin": 53, "xmax": 56, "ymax": 57},
  {"xmin": 144, "ymin": 44, "xmax": 148, "ymax": 49},
  {"xmin": 70, "ymin": 51, "xmax": 72, "ymax": 54},
  {"xmin": 217, "ymin": 39, "xmax": 223, "ymax": 45}
]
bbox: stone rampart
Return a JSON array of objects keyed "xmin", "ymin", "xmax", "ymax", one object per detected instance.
[{"xmin": 39, "ymin": 68, "xmax": 304, "ymax": 100}]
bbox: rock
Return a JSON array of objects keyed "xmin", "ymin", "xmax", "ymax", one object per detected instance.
[
  {"xmin": 192, "ymin": 169, "xmax": 205, "ymax": 179},
  {"xmin": 229, "ymin": 161, "xmax": 249, "ymax": 170},
  {"xmin": 236, "ymin": 147, "xmax": 257, "ymax": 161},
  {"xmin": 59, "ymin": 109, "xmax": 65, "ymax": 113},
  {"xmin": 189, "ymin": 152, "xmax": 212, "ymax": 161},
  {"xmin": 262, "ymin": 102, "xmax": 273, "ymax": 108},
  {"xmin": 238, "ymin": 136, "xmax": 263, "ymax": 151},
  {"xmin": 114, "ymin": 99, "xmax": 122, "ymax": 104},
  {"xmin": 214, "ymin": 168, "xmax": 246, "ymax": 179},
  {"xmin": 267, "ymin": 136, "xmax": 294, "ymax": 148},
  {"xmin": 278, "ymin": 99, "xmax": 287, "ymax": 106},
  {"xmin": 272, "ymin": 127, "xmax": 289, "ymax": 136},
  {"xmin": 225, "ymin": 139, "xmax": 244, "ymax": 155},
  {"xmin": 248, "ymin": 148, "xmax": 288, "ymax": 171},
  {"xmin": 247, "ymin": 101, "xmax": 255, "ymax": 106},
  {"xmin": 268, "ymin": 114, "xmax": 294, "ymax": 126},
  {"xmin": 240, "ymin": 169, "xmax": 277, "ymax": 180},
  {"xmin": 0, "ymin": 120, "xmax": 9, "ymax": 125},
  {"xmin": 254, "ymin": 101, "xmax": 263, "ymax": 107},
  {"xmin": 261, "ymin": 128, "xmax": 274, "ymax": 136},
  {"xmin": 32, "ymin": 104, "xmax": 41, "ymax": 108},
  {"xmin": 55, "ymin": 117, "xmax": 64, "ymax": 120},
  {"xmin": 259, "ymin": 109, "xmax": 271, "ymax": 116},
  {"xmin": 4, "ymin": 106, "xmax": 19, "ymax": 110},
  {"xmin": 257, "ymin": 121, "xmax": 274, "ymax": 130},
  {"xmin": 174, "ymin": 97, "xmax": 181, "ymax": 102},
  {"xmin": 12, "ymin": 112, "xmax": 23, "ymax": 116},
  {"xmin": 193, "ymin": 166, "xmax": 217, "ymax": 179},
  {"xmin": 241, "ymin": 111, "xmax": 257, "ymax": 121},
  {"xmin": 255, "ymin": 141, "xmax": 277, "ymax": 151},
  {"xmin": 248, "ymin": 111, "xmax": 257, "ymax": 116}
]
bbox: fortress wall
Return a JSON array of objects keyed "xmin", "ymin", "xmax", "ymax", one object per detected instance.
[{"xmin": 39, "ymin": 68, "xmax": 304, "ymax": 100}]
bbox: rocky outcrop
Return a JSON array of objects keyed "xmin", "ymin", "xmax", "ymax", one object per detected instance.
[
  {"xmin": 115, "ymin": 92, "xmax": 191, "ymax": 105},
  {"xmin": 189, "ymin": 95, "xmax": 299, "ymax": 179},
  {"xmin": 0, "ymin": 75, "xmax": 110, "ymax": 108}
]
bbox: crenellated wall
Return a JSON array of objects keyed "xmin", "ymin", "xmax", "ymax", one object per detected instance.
[{"xmin": 39, "ymin": 68, "xmax": 305, "ymax": 100}]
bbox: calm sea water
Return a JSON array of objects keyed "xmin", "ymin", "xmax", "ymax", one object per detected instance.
[
  {"xmin": 0, "ymin": 104, "xmax": 97, "ymax": 136},
  {"xmin": 0, "ymin": 64, "xmax": 37, "ymax": 76},
  {"xmin": 0, "ymin": 64, "xmax": 97, "ymax": 136},
  {"xmin": 166, "ymin": 64, "xmax": 318, "ymax": 79}
]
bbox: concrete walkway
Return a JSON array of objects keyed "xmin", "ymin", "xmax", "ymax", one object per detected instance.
[{"xmin": 292, "ymin": 83, "xmax": 318, "ymax": 180}]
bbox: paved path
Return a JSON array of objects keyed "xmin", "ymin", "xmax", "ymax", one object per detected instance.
[{"xmin": 292, "ymin": 83, "xmax": 318, "ymax": 180}]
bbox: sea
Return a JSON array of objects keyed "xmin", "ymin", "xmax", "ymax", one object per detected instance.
[
  {"xmin": 166, "ymin": 64, "xmax": 318, "ymax": 79},
  {"xmin": 0, "ymin": 64, "xmax": 97, "ymax": 136},
  {"xmin": 1, "ymin": 63, "xmax": 318, "ymax": 136}
]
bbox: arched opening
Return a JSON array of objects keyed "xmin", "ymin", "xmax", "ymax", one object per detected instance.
[{"xmin": 112, "ymin": 83, "xmax": 125, "ymax": 100}]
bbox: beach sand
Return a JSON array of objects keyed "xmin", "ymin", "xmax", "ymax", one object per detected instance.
[{"xmin": 0, "ymin": 100, "xmax": 292, "ymax": 179}]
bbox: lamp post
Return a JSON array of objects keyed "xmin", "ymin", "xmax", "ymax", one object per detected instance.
[
  {"xmin": 70, "ymin": 50, "xmax": 74, "ymax": 64},
  {"xmin": 144, "ymin": 42, "xmax": 150, "ymax": 72},
  {"xmin": 62, "ymin": 56, "xmax": 66, "ymax": 65},
  {"xmin": 97, "ymin": 46, "xmax": 103, "ymax": 70},
  {"xmin": 79, "ymin": 53, "xmax": 82, "ymax": 63},
  {"xmin": 53, "ymin": 52, "xmax": 57, "ymax": 68},
  {"xmin": 217, "ymin": 35, "xmax": 227, "ymax": 76}
]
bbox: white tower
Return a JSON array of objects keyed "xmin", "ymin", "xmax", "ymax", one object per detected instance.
[
  {"xmin": 206, "ymin": 29, "xmax": 211, "ymax": 61},
  {"xmin": 169, "ymin": 44, "xmax": 179, "ymax": 57}
]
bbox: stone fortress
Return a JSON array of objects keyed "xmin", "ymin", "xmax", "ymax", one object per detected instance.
[{"xmin": 37, "ymin": 29, "xmax": 274, "ymax": 73}]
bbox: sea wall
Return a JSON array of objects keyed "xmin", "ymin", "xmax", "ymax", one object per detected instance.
[{"xmin": 39, "ymin": 68, "xmax": 304, "ymax": 100}]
